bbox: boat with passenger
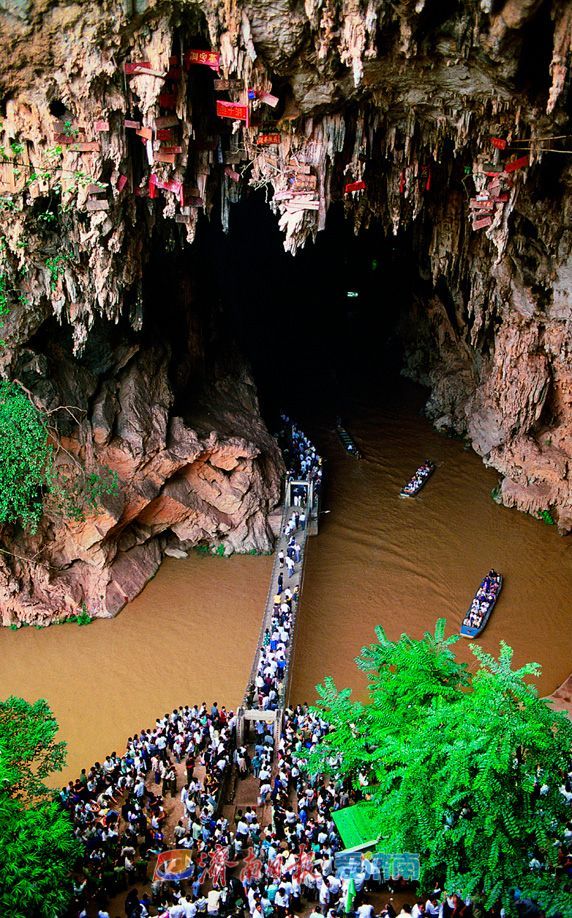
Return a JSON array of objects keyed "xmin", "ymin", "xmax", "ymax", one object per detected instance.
[
  {"xmin": 399, "ymin": 460, "xmax": 435, "ymax": 497},
  {"xmin": 335, "ymin": 419, "xmax": 362, "ymax": 459},
  {"xmin": 460, "ymin": 570, "xmax": 503, "ymax": 637}
]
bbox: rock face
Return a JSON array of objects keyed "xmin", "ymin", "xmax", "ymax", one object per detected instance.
[
  {"xmin": 0, "ymin": 333, "xmax": 282, "ymax": 624},
  {"xmin": 0, "ymin": 0, "xmax": 571, "ymax": 621}
]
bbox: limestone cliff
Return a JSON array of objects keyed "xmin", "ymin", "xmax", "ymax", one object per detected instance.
[{"xmin": 0, "ymin": 0, "xmax": 571, "ymax": 619}]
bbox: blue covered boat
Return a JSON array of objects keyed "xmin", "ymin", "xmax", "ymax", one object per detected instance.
[{"xmin": 460, "ymin": 571, "xmax": 503, "ymax": 638}]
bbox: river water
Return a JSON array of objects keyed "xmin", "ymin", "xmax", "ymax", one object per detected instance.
[{"xmin": 0, "ymin": 381, "xmax": 570, "ymax": 783}]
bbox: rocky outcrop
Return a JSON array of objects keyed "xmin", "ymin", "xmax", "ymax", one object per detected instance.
[
  {"xmin": 0, "ymin": 338, "xmax": 283, "ymax": 625},
  {"xmin": 0, "ymin": 0, "xmax": 571, "ymax": 624}
]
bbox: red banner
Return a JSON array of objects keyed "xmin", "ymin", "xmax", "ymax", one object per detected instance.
[
  {"xmin": 158, "ymin": 93, "xmax": 177, "ymax": 110},
  {"xmin": 490, "ymin": 137, "xmax": 508, "ymax": 150},
  {"xmin": 504, "ymin": 155, "xmax": 529, "ymax": 173},
  {"xmin": 256, "ymin": 133, "xmax": 281, "ymax": 146},
  {"xmin": 185, "ymin": 49, "xmax": 220, "ymax": 71},
  {"xmin": 216, "ymin": 100, "xmax": 249, "ymax": 123},
  {"xmin": 344, "ymin": 180, "xmax": 366, "ymax": 193},
  {"xmin": 149, "ymin": 174, "xmax": 184, "ymax": 206},
  {"xmin": 124, "ymin": 61, "xmax": 151, "ymax": 74}
]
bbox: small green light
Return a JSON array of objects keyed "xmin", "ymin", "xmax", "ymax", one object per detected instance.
[
  {"xmin": 346, "ymin": 291, "xmax": 359, "ymax": 298},
  {"xmin": 371, "ymin": 259, "xmax": 378, "ymax": 271}
]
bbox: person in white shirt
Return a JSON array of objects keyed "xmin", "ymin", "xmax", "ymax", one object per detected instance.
[{"xmin": 357, "ymin": 903, "xmax": 375, "ymax": 918}]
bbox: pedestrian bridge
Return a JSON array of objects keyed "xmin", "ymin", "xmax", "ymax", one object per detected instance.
[{"xmin": 236, "ymin": 474, "xmax": 319, "ymax": 746}]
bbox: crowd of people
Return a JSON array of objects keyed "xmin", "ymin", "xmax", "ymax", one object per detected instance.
[
  {"xmin": 280, "ymin": 415, "xmax": 323, "ymax": 499},
  {"xmin": 63, "ymin": 695, "xmax": 534, "ymax": 918},
  {"xmin": 58, "ymin": 419, "xmax": 565, "ymax": 918},
  {"xmin": 243, "ymin": 416, "xmax": 323, "ymax": 715},
  {"xmin": 462, "ymin": 570, "xmax": 502, "ymax": 631}
]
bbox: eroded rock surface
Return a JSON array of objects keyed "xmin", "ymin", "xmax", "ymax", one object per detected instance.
[{"xmin": 0, "ymin": 337, "xmax": 282, "ymax": 624}]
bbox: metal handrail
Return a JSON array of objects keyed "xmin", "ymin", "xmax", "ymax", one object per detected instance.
[{"xmin": 242, "ymin": 499, "xmax": 291, "ymax": 706}]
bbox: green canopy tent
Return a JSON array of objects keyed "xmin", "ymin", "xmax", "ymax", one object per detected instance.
[{"xmin": 332, "ymin": 803, "xmax": 379, "ymax": 851}]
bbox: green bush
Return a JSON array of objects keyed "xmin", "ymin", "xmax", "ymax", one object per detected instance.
[
  {"xmin": 0, "ymin": 381, "xmax": 51, "ymax": 531},
  {"xmin": 537, "ymin": 508, "xmax": 555, "ymax": 525}
]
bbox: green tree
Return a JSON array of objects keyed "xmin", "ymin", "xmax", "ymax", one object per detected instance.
[
  {"xmin": 307, "ymin": 620, "xmax": 572, "ymax": 915},
  {"xmin": 0, "ymin": 696, "xmax": 82, "ymax": 917},
  {"xmin": 0, "ymin": 380, "xmax": 52, "ymax": 531}
]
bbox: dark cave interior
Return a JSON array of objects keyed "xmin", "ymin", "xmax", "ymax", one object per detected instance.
[{"xmin": 143, "ymin": 192, "xmax": 428, "ymax": 426}]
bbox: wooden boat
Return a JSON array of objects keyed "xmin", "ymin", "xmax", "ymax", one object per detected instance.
[
  {"xmin": 399, "ymin": 460, "xmax": 435, "ymax": 497},
  {"xmin": 335, "ymin": 420, "xmax": 362, "ymax": 459},
  {"xmin": 460, "ymin": 572, "xmax": 503, "ymax": 638}
]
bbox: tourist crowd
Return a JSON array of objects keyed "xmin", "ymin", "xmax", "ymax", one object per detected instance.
[
  {"xmin": 280, "ymin": 415, "xmax": 323, "ymax": 502},
  {"xmin": 59, "ymin": 418, "xmax": 569, "ymax": 918}
]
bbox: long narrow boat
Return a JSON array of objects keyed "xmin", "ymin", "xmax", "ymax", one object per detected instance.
[
  {"xmin": 460, "ymin": 571, "xmax": 503, "ymax": 638},
  {"xmin": 335, "ymin": 421, "xmax": 362, "ymax": 459},
  {"xmin": 399, "ymin": 460, "xmax": 435, "ymax": 497}
]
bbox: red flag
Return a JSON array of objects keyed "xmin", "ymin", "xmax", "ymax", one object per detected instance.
[
  {"xmin": 216, "ymin": 100, "xmax": 249, "ymax": 123},
  {"xmin": 490, "ymin": 137, "xmax": 507, "ymax": 150}
]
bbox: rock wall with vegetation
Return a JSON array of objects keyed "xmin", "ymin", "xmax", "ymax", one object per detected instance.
[{"xmin": 0, "ymin": 0, "xmax": 570, "ymax": 620}]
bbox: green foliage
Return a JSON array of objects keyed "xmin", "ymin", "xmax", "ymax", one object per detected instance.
[
  {"xmin": 0, "ymin": 382, "xmax": 119, "ymax": 532},
  {"xmin": 0, "ymin": 697, "xmax": 82, "ymax": 916},
  {"xmin": 0, "ymin": 696, "xmax": 67, "ymax": 803},
  {"xmin": 45, "ymin": 253, "xmax": 70, "ymax": 291},
  {"xmin": 61, "ymin": 120, "xmax": 78, "ymax": 139},
  {"xmin": 537, "ymin": 508, "xmax": 555, "ymax": 525},
  {"xmin": 47, "ymin": 464, "xmax": 119, "ymax": 523},
  {"xmin": 61, "ymin": 604, "xmax": 92, "ymax": 626},
  {"xmin": 215, "ymin": 543, "xmax": 226, "ymax": 557},
  {"xmin": 306, "ymin": 620, "xmax": 572, "ymax": 914},
  {"xmin": 0, "ymin": 381, "xmax": 52, "ymax": 531}
]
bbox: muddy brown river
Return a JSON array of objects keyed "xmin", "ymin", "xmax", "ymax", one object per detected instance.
[{"xmin": 1, "ymin": 382, "xmax": 570, "ymax": 783}]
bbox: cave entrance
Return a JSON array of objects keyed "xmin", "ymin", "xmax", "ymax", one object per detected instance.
[{"xmin": 144, "ymin": 190, "xmax": 427, "ymax": 427}]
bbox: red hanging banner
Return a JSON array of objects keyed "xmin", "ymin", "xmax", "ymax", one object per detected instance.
[
  {"xmin": 124, "ymin": 61, "xmax": 151, "ymax": 74},
  {"xmin": 256, "ymin": 133, "xmax": 281, "ymax": 146},
  {"xmin": 344, "ymin": 179, "xmax": 366, "ymax": 194},
  {"xmin": 216, "ymin": 100, "xmax": 249, "ymax": 124},
  {"xmin": 490, "ymin": 137, "xmax": 508, "ymax": 150},
  {"xmin": 503, "ymin": 155, "xmax": 529, "ymax": 173},
  {"xmin": 149, "ymin": 174, "xmax": 184, "ymax": 206},
  {"xmin": 185, "ymin": 49, "xmax": 220, "ymax": 71}
]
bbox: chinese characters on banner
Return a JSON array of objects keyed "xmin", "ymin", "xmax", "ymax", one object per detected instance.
[
  {"xmin": 185, "ymin": 49, "xmax": 220, "ymax": 71},
  {"xmin": 216, "ymin": 100, "xmax": 249, "ymax": 125},
  {"xmin": 334, "ymin": 850, "xmax": 420, "ymax": 882}
]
